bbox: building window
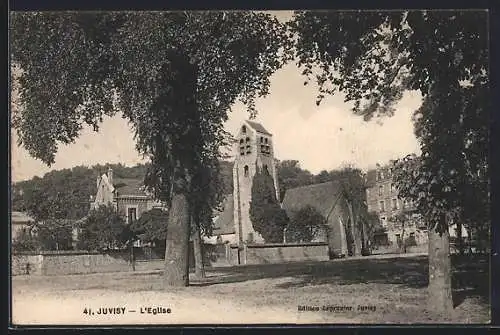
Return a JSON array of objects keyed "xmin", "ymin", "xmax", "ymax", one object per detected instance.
[
  {"xmin": 247, "ymin": 232, "xmax": 254, "ymax": 243},
  {"xmin": 260, "ymin": 137, "xmax": 264, "ymax": 143},
  {"xmin": 127, "ymin": 207, "xmax": 137, "ymax": 224},
  {"xmin": 263, "ymin": 165, "xmax": 269, "ymax": 174},
  {"xmin": 240, "ymin": 147, "xmax": 245, "ymax": 156},
  {"xmin": 246, "ymin": 137, "xmax": 250, "ymax": 142},
  {"xmin": 244, "ymin": 165, "xmax": 249, "ymax": 177},
  {"xmin": 246, "ymin": 145, "xmax": 251, "ymax": 154},
  {"xmin": 379, "ymin": 201, "xmax": 385, "ymax": 212},
  {"xmin": 392, "ymin": 199, "xmax": 398, "ymax": 210},
  {"xmin": 390, "ymin": 183, "xmax": 396, "ymax": 193},
  {"xmin": 380, "ymin": 216, "xmax": 387, "ymax": 227},
  {"xmin": 242, "ymin": 125, "xmax": 246, "ymax": 134},
  {"xmin": 240, "ymin": 139, "xmax": 244, "ymax": 144},
  {"xmin": 264, "ymin": 138, "xmax": 268, "ymax": 144},
  {"xmin": 378, "ymin": 185, "xmax": 383, "ymax": 196}
]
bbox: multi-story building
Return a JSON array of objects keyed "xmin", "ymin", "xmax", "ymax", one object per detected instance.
[{"xmin": 365, "ymin": 162, "xmax": 427, "ymax": 247}]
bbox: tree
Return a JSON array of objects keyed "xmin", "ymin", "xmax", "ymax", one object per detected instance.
[
  {"xmin": 286, "ymin": 205, "xmax": 326, "ymax": 243},
  {"xmin": 12, "ymin": 227, "xmax": 38, "ymax": 252},
  {"xmin": 77, "ymin": 205, "xmax": 133, "ymax": 251},
  {"xmin": 249, "ymin": 168, "xmax": 289, "ymax": 243},
  {"xmin": 11, "ymin": 12, "xmax": 291, "ymax": 287},
  {"xmin": 129, "ymin": 208, "xmax": 169, "ymax": 246},
  {"xmin": 30, "ymin": 219, "xmax": 74, "ymax": 251},
  {"xmin": 291, "ymin": 10, "xmax": 488, "ymax": 314},
  {"xmin": 276, "ymin": 160, "xmax": 314, "ymax": 200}
]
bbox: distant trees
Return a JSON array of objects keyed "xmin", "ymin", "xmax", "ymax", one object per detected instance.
[
  {"xmin": 249, "ymin": 168, "xmax": 289, "ymax": 243},
  {"xmin": 276, "ymin": 160, "xmax": 314, "ymax": 200},
  {"xmin": 285, "ymin": 205, "xmax": 326, "ymax": 243}
]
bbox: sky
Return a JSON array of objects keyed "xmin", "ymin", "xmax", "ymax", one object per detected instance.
[{"xmin": 10, "ymin": 11, "xmax": 422, "ymax": 182}]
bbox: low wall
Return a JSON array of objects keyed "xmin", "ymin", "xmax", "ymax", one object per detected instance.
[
  {"xmin": 243, "ymin": 242, "xmax": 330, "ymax": 265},
  {"xmin": 12, "ymin": 250, "xmax": 131, "ymax": 276},
  {"xmin": 11, "ymin": 254, "xmax": 43, "ymax": 276}
]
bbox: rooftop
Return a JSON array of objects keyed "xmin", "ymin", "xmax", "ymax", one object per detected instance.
[
  {"xmin": 246, "ymin": 120, "xmax": 272, "ymax": 136},
  {"xmin": 281, "ymin": 181, "xmax": 344, "ymax": 219}
]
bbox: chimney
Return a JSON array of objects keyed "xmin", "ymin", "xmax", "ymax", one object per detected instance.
[{"xmin": 108, "ymin": 167, "xmax": 113, "ymax": 185}]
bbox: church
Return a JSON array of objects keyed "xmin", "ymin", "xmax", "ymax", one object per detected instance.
[{"xmin": 211, "ymin": 120, "xmax": 351, "ymax": 258}]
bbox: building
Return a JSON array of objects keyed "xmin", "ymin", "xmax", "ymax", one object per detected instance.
[
  {"xmin": 281, "ymin": 181, "xmax": 350, "ymax": 257},
  {"xmin": 11, "ymin": 211, "xmax": 35, "ymax": 242},
  {"xmin": 90, "ymin": 167, "xmax": 166, "ymax": 246},
  {"xmin": 91, "ymin": 167, "xmax": 165, "ymax": 223},
  {"xmin": 204, "ymin": 195, "xmax": 237, "ymax": 245},
  {"xmin": 365, "ymin": 162, "xmax": 427, "ymax": 247},
  {"xmin": 232, "ymin": 121, "xmax": 280, "ymax": 244}
]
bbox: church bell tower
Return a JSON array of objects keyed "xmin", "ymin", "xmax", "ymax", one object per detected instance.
[{"xmin": 233, "ymin": 121, "xmax": 280, "ymax": 245}]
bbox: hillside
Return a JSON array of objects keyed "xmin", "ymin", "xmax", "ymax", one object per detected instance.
[{"xmin": 11, "ymin": 161, "xmax": 234, "ymax": 221}]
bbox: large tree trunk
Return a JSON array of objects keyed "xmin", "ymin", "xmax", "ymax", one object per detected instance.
[
  {"xmin": 164, "ymin": 192, "xmax": 191, "ymax": 287},
  {"xmin": 428, "ymin": 216, "xmax": 453, "ymax": 315},
  {"xmin": 192, "ymin": 222, "xmax": 206, "ymax": 279}
]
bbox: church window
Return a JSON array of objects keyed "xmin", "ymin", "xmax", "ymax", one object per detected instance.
[{"xmin": 244, "ymin": 165, "xmax": 249, "ymax": 177}]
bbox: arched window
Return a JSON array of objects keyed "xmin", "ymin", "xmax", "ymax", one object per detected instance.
[{"xmin": 244, "ymin": 165, "xmax": 249, "ymax": 177}]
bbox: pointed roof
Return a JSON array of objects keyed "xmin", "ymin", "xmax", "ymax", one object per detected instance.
[
  {"xmin": 281, "ymin": 181, "xmax": 345, "ymax": 220},
  {"xmin": 245, "ymin": 120, "xmax": 272, "ymax": 136},
  {"xmin": 113, "ymin": 178, "xmax": 148, "ymax": 197}
]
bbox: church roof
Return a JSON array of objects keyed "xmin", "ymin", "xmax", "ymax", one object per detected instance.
[
  {"xmin": 245, "ymin": 120, "xmax": 272, "ymax": 136},
  {"xmin": 113, "ymin": 178, "xmax": 148, "ymax": 197},
  {"xmin": 213, "ymin": 195, "xmax": 235, "ymax": 235},
  {"xmin": 281, "ymin": 181, "xmax": 345, "ymax": 220}
]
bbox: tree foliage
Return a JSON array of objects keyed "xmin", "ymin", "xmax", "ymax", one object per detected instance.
[
  {"xmin": 291, "ymin": 10, "xmax": 488, "ymax": 313},
  {"xmin": 11, "ymin": 11, "xmax": 291, "ymax": 286},
  {"xmin": 276, "ymin": 160, "xmax": 314, "ymax": 200},
  {"xmin": 77, "ymin": 205, "xmax": 133, "ymax": 251},
  {"xmin": 129, "ymin": 208, "xmax": 168, "ymax": 245},
  {"xmin": 286, "ymin": 205, "xmax": 326, "ymax": 243},
  {"xmin": 249, "ymin": 168, "xmax": 289, "ymax": 243}
]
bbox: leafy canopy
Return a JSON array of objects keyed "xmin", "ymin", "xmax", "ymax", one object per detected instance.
[
  {"xmin": 290, "ymin": 10, "xmax": 488, "ymax": 233},
  {"xmin": 249, "ymin": 168, "xmax": 289, "ymax": 243},
  {"xmin": 286, "ymin": 205, "xmax": 326, "ymax": 243},
  {"xmin": 77, "ymin": 204, "xmax": 133, "ymax": 251}
]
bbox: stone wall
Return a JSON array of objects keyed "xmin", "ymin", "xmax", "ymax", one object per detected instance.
[
  {"xmin": 228, "ymin": 242, "xmax": 330, "ymax": 265},
  {"xmin": 12, "ymin": 250, "xmax": 131, "ymax": 276},
  {"xmin": 11, "ymin": 254, "xmax": 43, "ymax": 275}
]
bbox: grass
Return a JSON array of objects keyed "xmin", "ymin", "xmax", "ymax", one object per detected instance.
[{"xmin": 12, "ymin": 254, "xmax": 490, "ymax": 324}]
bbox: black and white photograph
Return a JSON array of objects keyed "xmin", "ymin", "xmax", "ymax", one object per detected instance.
[{"xmin": 9, "ymin": 9, "xmax": 490, "ymax": 325}]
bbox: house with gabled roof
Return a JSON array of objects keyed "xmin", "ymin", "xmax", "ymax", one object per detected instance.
[
  {"xmin": 281, "ymin": 181, "xmax": 350, "ymax": 258},
  {"xmin": 91, "ymin": 167, "xmax": 165, "ymax": 226}
]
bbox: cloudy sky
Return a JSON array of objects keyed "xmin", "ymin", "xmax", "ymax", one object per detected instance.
[{"xmin": 10, "ymin": 11, "xmax": 422, "ymax": 182}]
